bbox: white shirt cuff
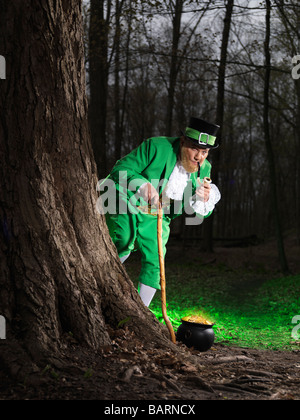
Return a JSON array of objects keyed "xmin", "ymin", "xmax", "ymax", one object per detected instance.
[{"xmin": 190, "ymin": 183, "xmax": 221, "ymax": 216}]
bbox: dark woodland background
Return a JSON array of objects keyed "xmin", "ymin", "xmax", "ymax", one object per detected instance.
[{"xmin": 85, "ymin": 0, "xmax": 300, "ymax": 274}]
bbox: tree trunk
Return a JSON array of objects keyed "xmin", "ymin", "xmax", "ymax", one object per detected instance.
[
  {"xmin": 0, "ymin": 0, "xmax": 169, "ymax": 379},
  {"xmin": 202, "ymin": 0, "xmax": 234, "ymax": 252},
  {"xmin": 263, "ymin": 0, "xmax": 289, "ymax": 273}
]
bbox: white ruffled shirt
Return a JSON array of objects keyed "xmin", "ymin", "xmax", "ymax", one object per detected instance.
[
  {"xmin": 163, "ymin": 161, "xmax": 190, "ymax": 201},
  {"xmin": 164, "ymin": 161, "xmax": 221, "ymax": 216}
]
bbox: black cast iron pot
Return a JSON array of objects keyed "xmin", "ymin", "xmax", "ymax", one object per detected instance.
[{"xmin": 177, "ymin": 319, "xmax": 215, "ymax": 352}]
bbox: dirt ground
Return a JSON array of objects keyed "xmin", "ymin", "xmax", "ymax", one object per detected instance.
[
  {"xmin": 0, "ymin": 327, "xmax": 299, "ymax": 401},
  {"xmin": 0, "ymin": 237, "xmax": 299, "ymax": 401}
]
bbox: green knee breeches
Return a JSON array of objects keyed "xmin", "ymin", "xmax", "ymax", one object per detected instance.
[{"xmin": 105, "ymin": 211, "xmax": 171, "ymax": 290}]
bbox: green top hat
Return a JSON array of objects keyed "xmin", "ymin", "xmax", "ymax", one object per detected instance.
[{"xmin": 183, "ymin": 117, "xmax": 220, "ymax": 149}]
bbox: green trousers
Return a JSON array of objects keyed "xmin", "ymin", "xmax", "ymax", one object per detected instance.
[{"xmin": 105, "ymin": 211, "xmax": 171, "ymax": 290}]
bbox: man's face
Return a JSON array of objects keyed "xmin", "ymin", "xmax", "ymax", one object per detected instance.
[{"xmin": 180, "ymin": 138, "xmax": 209, "ymax": 173}]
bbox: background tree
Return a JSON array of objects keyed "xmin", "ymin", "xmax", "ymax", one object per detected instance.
[
  {"xmin": 274, "ymin": 0, "xmax": 300, "ymax": 245},
  {"xmin": 263, "ymin": 0, "xmax": 289, "ymax": 273},
  {"xmin": 89, "ymin": 0, "xmax": 111, "ymax": 178},
  {"xmin": 165, "ymin": 0, "xmax": 184, "ymax": 135},
  {"xmin": 202, "ymin": 0, "xmax": 234, "ymax": 252}
]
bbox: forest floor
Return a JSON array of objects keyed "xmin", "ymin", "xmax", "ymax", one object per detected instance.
[{"xmin": 0, "ymin": 234, "xmax": 299, "ymax": 401}]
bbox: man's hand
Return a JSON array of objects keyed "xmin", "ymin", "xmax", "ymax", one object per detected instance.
[
  {"xmin": 196, "ymin": 183, "xmax": 211, "ymax": 202},
  {"xmin": 139, "ymin": 183, "xmax": 160, "ymax": 206}
]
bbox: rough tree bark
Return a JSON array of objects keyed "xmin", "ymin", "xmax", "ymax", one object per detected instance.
[{"xmin": 0, "ymin": 0, "xmax": 169, "ymax": 380}]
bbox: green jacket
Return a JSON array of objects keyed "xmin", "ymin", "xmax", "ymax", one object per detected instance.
[{"xmin": 107, "ymin": 136, "xmax": 212, "ymax": 219}]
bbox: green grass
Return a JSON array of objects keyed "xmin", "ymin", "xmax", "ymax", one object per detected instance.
[{"xmin": 128, "ymin": 259, "xmax": 300, "ymax": 351}]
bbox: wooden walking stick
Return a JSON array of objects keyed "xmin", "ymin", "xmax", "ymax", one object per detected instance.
[{"xmin": 157, "ymin": 201, "xmax": 176, "ymax": 344}]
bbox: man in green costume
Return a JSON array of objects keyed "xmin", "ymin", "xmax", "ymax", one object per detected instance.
[{"xmin": 98, "ymin": 117, "xmax": 221, "ymax": 306}]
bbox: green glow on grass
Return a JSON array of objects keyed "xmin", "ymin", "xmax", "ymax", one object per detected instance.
[
  {"xmin": 146, "ymin": 272, "xmax": 300, "ymax": 351},
  {"xmin": 126, "ymin": 255, "xmax": 300, "ymax": 351}
]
